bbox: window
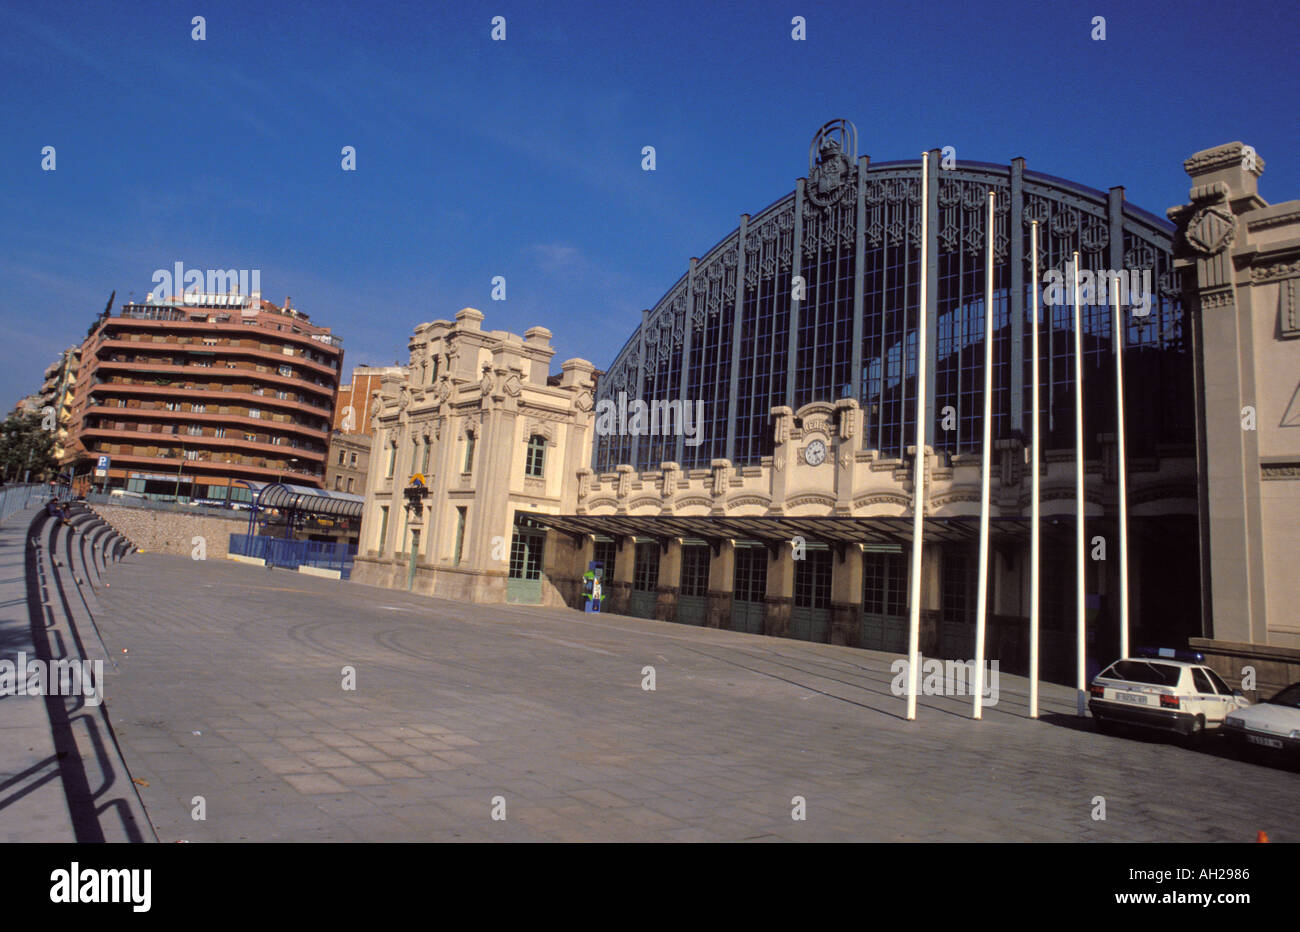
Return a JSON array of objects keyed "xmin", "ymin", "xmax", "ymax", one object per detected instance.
[
  {"xmin": 463, "ymin": 432, "xmax": 476, "ymax": 473},
  {"xmin": 863, "ymin": 549, "xmax": 907, "ymax": 616},
  {"xmin": 633, "ymin": 542, "xmax": 660, "ymax": 592},
  {"xmin": 187, "ymin": 425, "xmax": 202, "ymax": 436},
  {"xmin": 794, "ymin": 549, "xmax": 831, "ymax": 609},
  {"xmin": 349, "ymin": 452, "xmax": 358, "ymax": 468},
  {"xmin": 386, "ymin": 441, "xmax": 396, "ymax": 478},
  {"xmin": 680, "ymin": 545, "xmax": 710, "ymax": 598},
  {"xmin": 525, "ymin": 435, "xmax": 546, "ymax": 478},
  {"xmin": 338, "ymin": 449, "xmax": 346, "ymax": 466},
  {"xmin": 278, "ymin": 364, "xmax": 293, "ymax": 377},
  {"xmin": 733, "ymin": 546, "xmax": 767, "ymax": 603},
  {"xmin": 593, "ymin": 539, "xmax": 617, "ymax": 581},
  {"xmin": 421, "ymin": 439, "xmax": 430, "ymax": 473},
  {"xmin": 453, "ymin": 507, "xmax": 467, "ymax": 565},
  {"xmin": 249, "ymin": 408, "xmax": 261, "ymax": 419},
  {"xmin": 192, "ymin": 403, "xmax": 206, "ymax": 414},
  {"xmin": 1192, "ymin": 668, "xmax": 1214, "ymax": 695},
  {"xmin": 215, "ymin": 428, "xmax": 225, "ymax": 439},
  {"xmin": 378, "ymin": 506, "xmax": 389, "ymax": 554},
  {"xmin": 334, "ymin": 476, "xmax": 342, "ymax": 490},
  {"xmin": 346, "ymin": 477, "xmax": 354, "ymax": 492}
]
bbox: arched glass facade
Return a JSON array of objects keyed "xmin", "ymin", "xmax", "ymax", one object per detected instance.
[{"xmin": 593, "ymin": 144, "xmax": 1191, "ymax": 473}]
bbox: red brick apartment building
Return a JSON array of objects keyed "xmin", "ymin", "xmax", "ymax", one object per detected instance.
[{"xmin": 65, "ymin": 292, "xmax": 344, "ymax": 499}]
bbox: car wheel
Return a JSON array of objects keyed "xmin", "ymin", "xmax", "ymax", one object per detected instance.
[{"xmin": 1182, "ymin": 715, "xmax": 1207, "ymax": 749}]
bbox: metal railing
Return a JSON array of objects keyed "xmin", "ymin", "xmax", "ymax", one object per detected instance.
[
  {"xmin": 229, "ymin": 534, "xmax": 357, "ymax": 578},
  {"xmin": 0, "ymin": 483, "xmax": 52, "ymax": 524}
]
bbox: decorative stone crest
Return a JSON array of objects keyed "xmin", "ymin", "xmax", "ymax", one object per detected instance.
[
  {"xmin": 1185, "ymin": 204, "xmax": 1236, "ymax": 256},
  {"xmin": 806, "ymin": 119, "xmax": 858, "ymax": 212}
]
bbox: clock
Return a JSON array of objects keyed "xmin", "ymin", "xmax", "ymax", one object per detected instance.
[{"xmin": 804, "ymin": 439, "xmax": 828, "ymax": 466}]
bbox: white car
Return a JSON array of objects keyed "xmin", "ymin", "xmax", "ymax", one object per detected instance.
[
  {"xmin": 1089, "ymin": 656, "xmax": 1250, "ymax": 741},
  {"xmin": 1224, "ymin": 682, "xmax": 1300, "ymax": 758}
]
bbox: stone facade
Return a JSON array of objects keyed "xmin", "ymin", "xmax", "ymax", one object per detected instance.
[
  {"xmin": 1166, "ymin": 141, "xmax": 1300, "ymax": 684},
  {"xmin": 351, "ymin": 308, "xmax": 596, "ymax": 605}
]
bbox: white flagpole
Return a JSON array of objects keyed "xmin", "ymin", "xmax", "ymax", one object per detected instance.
[
  {"xmin": 973, "ymin": 191, "xmax": 995, "ymax": 719},
  {"xmin": 1029, "ymin": 222, "xmax": 1041, "ymax": 719},
  {"xmin": 1113, "ymin": 274, "xmax": 1130, "ymax": 659},
  {"xmin": 906, "ymin": 151, "xmax": 929, "ymax": 722},
  {"xmin": 1073, "ymin": 250, "xmax": 1087, "ymax": 717}
]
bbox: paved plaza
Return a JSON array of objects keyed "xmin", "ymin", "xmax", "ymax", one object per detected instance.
[{"xmin": 86, "ymin": 553, "xmax": 1297, "ymax": 843}]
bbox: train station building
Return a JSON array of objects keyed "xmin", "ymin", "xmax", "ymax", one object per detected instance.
[{"xmin": 353, "ymin": 126, "xmax": 1300, "ymax": 692}]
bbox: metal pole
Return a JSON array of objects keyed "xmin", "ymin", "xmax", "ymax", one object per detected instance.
[
  {"xmin": 1029, "ymin": 222, "xmax": 1041, "ymax": 719},
  {"xmin": 1073, "ymin": 251, "xmax": 1087, "ymax": 717},
  {"xmin": 906, "ymin": 151, "xmax": 930, "ymax": 722},
  {"xmin": 1113, "ymin": 275, "xmax": 1130, "ymax": 658},
  {"xmin": 973, "ymin": 191, "xmax": 995, "ymax": 719}
]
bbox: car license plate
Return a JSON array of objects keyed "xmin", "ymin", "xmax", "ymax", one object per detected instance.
[
  {"xmin": 1114, "ymin": 691, "xmax": 1148, "ymax": 704},
  {"xmin": 1246, "ymin": 734, "xmax": 1284, "ymax": 749}
]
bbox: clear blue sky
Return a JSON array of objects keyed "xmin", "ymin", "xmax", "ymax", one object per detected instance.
[{"xmin": 2, "ymin": 0, "xmax": 1297, "ymax": 406}]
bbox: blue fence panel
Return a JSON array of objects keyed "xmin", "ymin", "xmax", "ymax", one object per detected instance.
[
  {"xmin": 229, "ymin": 534, "xmax": 356, "ymax": 578},
  {"xmin": 0, "ymin": 484, "xmax": 49, "ymax": 524}
]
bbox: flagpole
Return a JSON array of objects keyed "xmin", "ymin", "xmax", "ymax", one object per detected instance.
[
  {"xmin": 1113, "ymin": 274, "xmax": 1130, "ymax": 659},
  {"xmin": 1073, "ymin": 250, "xmax": 1087, "ymax": 717},
  {"xmin": 973, "ymin": 191, "xmax": 995, "ymax": 719},
  {"xmin": 906, "ymin": 151, "xmax": 929, "ymax": 722},
  {"xmin": 1029, "ymin": 222, "xmax": 1041, "ymax": 719}
]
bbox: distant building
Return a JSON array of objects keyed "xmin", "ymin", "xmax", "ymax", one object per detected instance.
[
  {"xmin": 41, "ymin": 345, "xmax": 81, "ymax": 463},
  {"xmin": 352, "ymin": 308, "xmax": 596, "ymax": 603},
  {"xmin": 334, "ymin": 365, "xmax": 405, "ymax": 435},
  {"xmin": 66, "ymin": 291, "xmax": 344, "ymax": 499}
]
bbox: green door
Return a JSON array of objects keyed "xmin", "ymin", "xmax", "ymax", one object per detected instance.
[
  {"xmin": 629, "ymin": 541, "xmax": 659, "ymax": 618},
  {"xmin": 676, "ymin": 544, "xmax": 710, "ymax": 625},
  {"xmin": 791, "ymin": 548, "xmax": 831, "ymax": 642},
  {"xmin": 730, "ymin": 545, "xmax": 767, "ymax": 634},
  {"xmin": 506, "ymin": 528, "xmax": 545, "ymax": 604},
  {"xmin": 861, "ymin": 548, "xmax": 907, "ymax": 652}
]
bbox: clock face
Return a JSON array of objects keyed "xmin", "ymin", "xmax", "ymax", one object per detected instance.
[{"xmin": 804, "ymin": 439, "xmax": 828, "ymax": 466}]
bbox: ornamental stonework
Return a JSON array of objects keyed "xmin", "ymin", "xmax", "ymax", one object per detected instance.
[{"xmin": 1184, "ymin": 204, "xmax": 1237, "ymax": 256}]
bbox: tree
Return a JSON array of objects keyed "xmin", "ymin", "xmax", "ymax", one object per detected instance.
[{"xmin": 0, "ymin": 412, "xmax": 58, "ymax": 482}]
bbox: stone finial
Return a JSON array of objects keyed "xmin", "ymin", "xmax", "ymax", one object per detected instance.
[
  {"xmin": 1183, "ymin": 142, "xmax": 1263, "ymax": 203},
  {"xmin": 455, "ymin": 307, "xmax": 485, "ymax": 330}
]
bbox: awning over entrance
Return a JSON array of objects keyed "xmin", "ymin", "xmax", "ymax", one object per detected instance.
[
  {"xmin": 518, "ymin": 512, "xmax": 1076, "ymax": 548},
  {"xmin": 242, "ymin": 481, "xmax": 365, "ymax": 518}
]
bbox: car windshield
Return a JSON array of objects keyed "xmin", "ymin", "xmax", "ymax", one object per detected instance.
[
  {"xmin": 1265, "ymin": 684, "xmax": 1300, "ymax": 708},
  {"xmin": 1103, "ymin": 661, "xmax": 1182, "ymax": 686}
]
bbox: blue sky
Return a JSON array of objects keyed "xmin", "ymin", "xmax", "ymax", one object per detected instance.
[{"xmin": 2, "ymin": 0, "xmax": 1297, "ymax": 406}]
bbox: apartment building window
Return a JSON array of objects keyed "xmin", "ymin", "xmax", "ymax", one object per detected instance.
[
  {"xmin": 421, "ymin": 439, "xmax": 430, "ymax": 473},
  {"xmin": 187, "ymin": 425, "xmax": 202, "ymax": 436},
  {"xmin": 463, "ymin": 432, "xmax": 476, "ymax": 473},
  {"xmin": 164, "ymin": 401, "xmax": 180, "ymax": 411},
  {"xmin": 278, "ymin": 365, "xmax": 293, "ymax": 377},
  {"xmin": 192, "ymin": 403, "xmax": 206, "ymax": 414},
  {"xmin": 453, "ymin": 506, "xmax": 468, "ymax": 566},
  {"xmin": 346, "ymin": 477, "xmax": 354, "ymax": 492},
  {"xmin": 349, "ymin": 452, "xmax": 358, "ymax": 467},
  {"xmin": 249, "ymin": 408, "xmax": 262, "ymax": 419},
  {"xmin": 338, "ymin": 449, "xmax": 346, "ymax": 466},
  {"xmin": 525, "ymin": 435, "xmax": 546, "ymax": 478},
  {"xmin": 203, "ymin": 338, "xmax": 218, "ymax": 346},
  {"xmin": 215, "ymin": 428, "xmax": 225, "ymax": 439},
  {"xmin": 378, "ymin": 506, "xmax": 389, "ymax": 555},
  {"xmin": 334, "ymin": 476, "xmax": 342, "ymax": 490},
  {"xmin": 386, "ymin": 441, "xmax": 396, "ymax": 478}
]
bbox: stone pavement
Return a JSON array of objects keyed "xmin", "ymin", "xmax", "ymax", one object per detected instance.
[
  {"xmin": 90, "ymin": 552, "xmax": 1298, "ymax": 842},
  {"xmin": 0, "ymin": 503, "xmax": 150, "ymax": 842}
]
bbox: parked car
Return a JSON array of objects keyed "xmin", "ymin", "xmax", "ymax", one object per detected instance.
[
  {"xmin": 1089, "ymin": 653, "xmax": 1250, "ymax": 741},
  {"xmin": 1224, "ymin": 682, "xmax": 1300, "ymax": 759}
]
